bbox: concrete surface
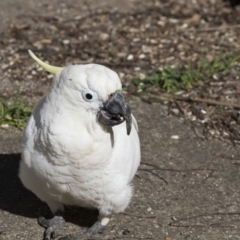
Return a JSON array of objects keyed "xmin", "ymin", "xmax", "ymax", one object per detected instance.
[
  {"xmin": 1, "ymin": 1, "xmax": 240, "ymax": 240},
  {"xmin": 1, "ymin": 98, "xmax": 240, "ymax": 239}
]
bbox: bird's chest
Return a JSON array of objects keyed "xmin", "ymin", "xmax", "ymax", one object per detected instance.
[
  {"xmin": 36, "ymin": 115, "xmax": 110, "ymax": 161},
  {"xmin": 37, "ymin": 124, "xmax": 112, "ymax": 167},
  {"xmin": 31, "ymin": 126, "xmax": 113, "ymax": 205}
]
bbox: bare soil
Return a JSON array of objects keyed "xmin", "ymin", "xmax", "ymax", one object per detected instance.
[
  {"xmin": 1, "ymin": 1, "xmax": 240, "ymax": 240},
  {"xmin": 1, "ymin": 0, "xmax": 240, "ymax": 142}
]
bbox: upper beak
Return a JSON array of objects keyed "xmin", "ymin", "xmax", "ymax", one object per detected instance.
[{"xmin": 97, "ymin": 92, "xmax": 132, "ymax": 135}]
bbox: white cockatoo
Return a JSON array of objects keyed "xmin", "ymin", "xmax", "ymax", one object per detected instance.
[{"xmin": 19, "ymin": 51, "xmax": 141, "ymax": 240}]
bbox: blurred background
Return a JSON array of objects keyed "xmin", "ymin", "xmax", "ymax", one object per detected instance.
[{"xmin": 1, "ymin": 0, "xmax": 240, "ymax": 141}]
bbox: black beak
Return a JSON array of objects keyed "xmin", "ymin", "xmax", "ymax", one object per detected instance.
[{"xmin": 97, "ymin": 92, "xmax": 132, "ymax": 135}]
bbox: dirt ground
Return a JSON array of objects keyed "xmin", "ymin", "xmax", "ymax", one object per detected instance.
[{"xmin": 1, "ymin": 1, "xmax": 240, "ymax": 240}]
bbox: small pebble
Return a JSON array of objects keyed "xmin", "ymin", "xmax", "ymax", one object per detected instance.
[{"xmin": 127, "ymin": 54, "xmax": 134, "ymax": 61}]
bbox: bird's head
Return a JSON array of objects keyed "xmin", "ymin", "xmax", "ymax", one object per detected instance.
[{"xmin": 28, "ymin": 50, "xmax": 132, "ymax": 135}]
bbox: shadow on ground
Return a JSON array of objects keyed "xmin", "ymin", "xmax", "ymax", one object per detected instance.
[
  {"xmin": 0, "ymin": 153, "xmax": 98, "ymax": 228},
  {"xmin": 1, "ymin": 100, "xmax": 240, "ymax": 239}
]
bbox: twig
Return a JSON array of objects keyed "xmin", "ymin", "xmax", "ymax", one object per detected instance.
[
  {"xmin": 169, "ymin": 212, "xmax": 240, "ymax": 225},
  {"xmin": 197, "ymin": 24, "xmax": 240, "ymax": 32},
  {"xmin": 135, "ymin": 173, "xmax": 141, "ymax": 179},
  {"xmin": 169, "ymin": 223, "xmax": 208, "ymax": 228},
  {"xmin": 177, "ymin": 211, "xmax": 240, "ymax": 221},
  {"xmin": 145, "ymin": 93, "xmax": 240, "ymax": 109},
  {"xmin": 209, "ymin": 223, "xmax": 236, "ymax": 229},
  {"xmin": 141, "ymin": 162, "xmax": 215, "ymax": 173},
  {"xmin": 139, "ymin": 169, "xmax": 168, "ymax": 184},
  {"xmin": 169, "ymin": 211, "xmax": 240, "ymax": 229},
  {"xmin": 169, "ymin": 223, "xmax": 236, "ymax": 229},
  {"xmin": 231, "ymin": 161, "xmax": 240, "ymax": 165},
  {"xmin": 191, "ymin": 124, "xmax": 205, "ymax": 139},
  {"xmin": 212, "ymin": 153, "xmax": 240, "ymax": 160},
  {"xmin": 200, "ymin": 169, "xmax": 214, "ymax": 184},
  {"xmin": 174, "ymin": 100, "xmax": 185, "ymax": 115},
  {"xmin": 172, "ymin": 95, "xmax": 240, "ymax": 109},
  {"xmin": 121, "ymin": 212, "xmax": 156, "ymax": 219}
]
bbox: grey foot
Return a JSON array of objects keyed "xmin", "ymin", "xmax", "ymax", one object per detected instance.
[
  {"xmin": 59, "ymin": 220, "xmax": 105, "ymax": 240},
  {"xmin": 38, "ymin": 215, "xmax": 65, "ymax": 240},
  {"xmin": 84, "ymin": 220, "xmax": 106, "ymax": 236}
]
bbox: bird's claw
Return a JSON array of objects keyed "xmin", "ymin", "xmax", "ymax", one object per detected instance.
[
  {"xmin": 58, "ymin": 220, "xmax": 107, "ymax": 240},
  {"xmin": 38, "ymin": 215, "xmax": 65, "ymax": 240}
]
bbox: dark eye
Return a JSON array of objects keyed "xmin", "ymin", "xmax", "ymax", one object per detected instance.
[
  {"xmin": 82, "ymin": 89, "xmax": 97, "ymax": 102},
  {"xmin": 86, "ymin": 93, "xmax": 93, "ymax": 100}
]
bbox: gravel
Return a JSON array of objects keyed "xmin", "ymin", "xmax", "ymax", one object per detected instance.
[{"xmin": 1, "ymin": 0, "xmax": 240, "ymax": 141}]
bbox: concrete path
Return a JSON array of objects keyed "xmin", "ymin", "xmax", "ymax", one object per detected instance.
[{"xmin": 1, "ymin": 1, "xmax": 240, "ymax": 239}]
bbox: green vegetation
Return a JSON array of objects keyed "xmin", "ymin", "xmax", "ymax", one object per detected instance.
[
  {"xmin": 1, "ymin": 54, "xmax": 240, "ymax": 130},
  {"xmin": 132, "ymin": 54, "xmax": 240, "ymax": 93},
  {"xmin": 0, "ymin": 97, "xmax": 32, "ymax": 130}
]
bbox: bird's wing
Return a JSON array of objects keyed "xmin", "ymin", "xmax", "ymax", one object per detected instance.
[
  {"xmin": 109, "ymin": 114, "xmax": 141, "ymax": 183},
  {"xmin": 22, "ymin": 96, "xmax": 46, "ymax": 144},
  {"xmin": 132, "ymin": 114, "xmax": 138, "ymax": 132}
]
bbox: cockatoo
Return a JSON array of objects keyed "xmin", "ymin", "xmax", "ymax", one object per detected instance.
[{"xmin": 19, "ymin": 50, "xmax": 141, "ymax": 240}]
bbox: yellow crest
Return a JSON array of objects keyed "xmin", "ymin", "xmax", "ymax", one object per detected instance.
[{"xmin": 28, "ymin": 50, "xmax": 64, "ymax": 74}]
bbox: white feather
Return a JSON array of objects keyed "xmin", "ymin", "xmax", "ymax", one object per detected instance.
[{"xmin": 19, "ymin": 64, "xmax": 140, "ymax": 218}]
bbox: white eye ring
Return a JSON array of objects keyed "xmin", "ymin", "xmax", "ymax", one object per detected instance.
[{"xmin": 82, "ymin": 89, "xmax": 98, "ymax": 102}]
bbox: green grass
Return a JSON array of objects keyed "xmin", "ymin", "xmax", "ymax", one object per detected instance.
[
  {"xmin": 1, "ymin": 54, "xmax": 240, "ymax": 130},
  {"xmin": 0, "ymin": 97, "xmax": 32, "ymax": 130},
  {"xmin": 132, "ymin": 54, "xmax": 240, "ymax": 93}
]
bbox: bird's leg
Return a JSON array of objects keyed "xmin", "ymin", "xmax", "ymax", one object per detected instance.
[
  {"xmin": 84, "ymin": 216, "xmax": 109, "ymax": 236},
  {"xmin": 59, "ymin": 215, "xmax": 111, "ymax": 240},
  {"xmin": 38, "ymin": 202, "xmax": 65, "ymax": 240}
]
